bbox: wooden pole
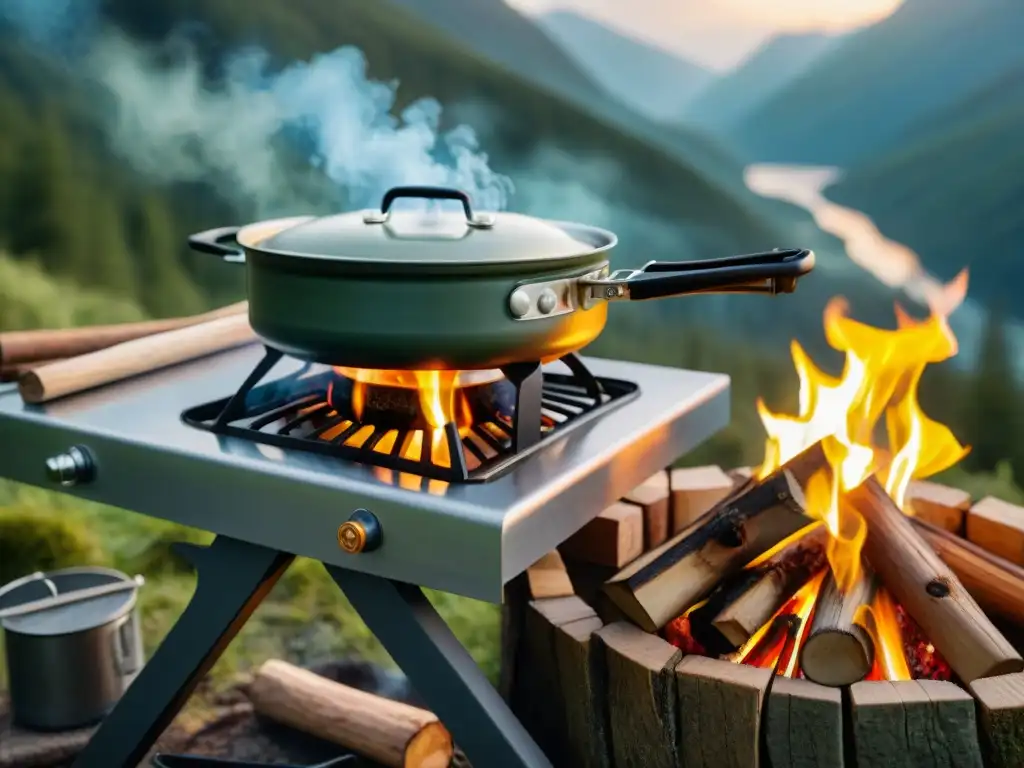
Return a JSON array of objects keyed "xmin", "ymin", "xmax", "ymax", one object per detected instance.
[
  {"xmin": 603, "ymin": 446, "xmax": 824, "ymax": 631},
  {"xmin": 248, "ymin": 659, "xmax": 452, "ymax": 768},
  {"xmin": 800, "ymin": 567, "xmax": 877, "ymax": 687},
  {"xmin": 849, "ymin": 476, "xmax": 1024, "ymax": 683}
]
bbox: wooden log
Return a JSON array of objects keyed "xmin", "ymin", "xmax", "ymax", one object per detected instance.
[
  {"xmin": 968, "ymin": 672, "xmax": 1024, "ymax": 768},
  {"xmin": 670, "ymin": 465, "xmax": 735, "ymax": 532},
  {"xmin": 0, "ymin": 301, "xmax": 248, "ymax": 366},
  {"xmin": 594, "ymin": 622, "xmax": 681, "ymax": 768},
  {"xmin": 711, "ymin": 524, "xmax": 828, "ymax": 648},
  {"xmin": 562, "ymin": 502, "xmax": 644, "ymax": 568},
  {"xmin": 525, "ymin": 550, "xmax": 575, "ymax": 600},
  {"xmin": 624, "ymin": 478, "xmax": 671, "ymax": 550},
  {"xmin": 967, "ymin": 495, "xmax": 1024, "ymax": 566},
  {"xmin": 18, "ymin": 313, "xmax": 256, "ymax": 403},
  {"xmin": 554, "ymin": 613, "xmax": 611, "ymax": 768},
  {"xmin": 519, "ymin": 597, "xmax": 598, "ymax": 764},
  {"xmin": 800, "ymin": 567, "xmax": 877, "ymax": 687},
  {"xmin": 248, "ymin": 659, "xmax": 453, "ymax": 768},
  {"xmin": 603, "ymin": 449, "xmax": 821, "ymax": 632},
  {"xmin": 0, "ymin": 359, "xmax": 62, "ymax": 383},
  {"xmin": 849, "ymin": 476, "xmax": 1024, "ymax": 683},
  {"xmin": 849, "ymin": 680, "xmax": 983, "ymax": 768},
  {"xmin": 907, "ymin": 480, "xmax": 970, "ymax": 534},
  {"xmin": 764, "ymin": 676, "xmax": 844, "ymax": 768},
  {"xmin": 675, "ymin": 655, "xmax": 772, "ymax": 768},
  {"xmin": 912, "ymin": 517, "xmax": 1024, "ymax": 625}
]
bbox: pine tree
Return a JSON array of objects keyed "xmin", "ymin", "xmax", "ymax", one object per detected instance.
[
  {"xmin": 964, "ymin": 308, "xmax": 1021, "ymax": 473},
  {"xmin": 133, "ymin": 195, "xmax": 205, "ymax": 317},
  {"xmin": 86, "ymin": 197, "xmax": 140, "ymax": 298}
]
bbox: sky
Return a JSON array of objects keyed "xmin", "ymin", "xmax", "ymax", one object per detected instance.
[{"xmin": 505, "ymin": 0, "xmax": 904, "ymax": 70}]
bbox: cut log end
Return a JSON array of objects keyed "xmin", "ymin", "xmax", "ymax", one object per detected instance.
[
  {"xmin": 405, "ymin": 722, "xmax": 454, "ymax": 768},
  {"xmin": 801, "ymin": 629, "xmax": 873, "ymax": 687}
]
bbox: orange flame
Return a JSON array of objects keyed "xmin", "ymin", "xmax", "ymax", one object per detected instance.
[
  {"xmin": 859, "ymin": 588, "xmax": 912, "ymax": 681},
  {"xmin": 756, "ymin": 271, "xmax": 970, "ymax": 594}
]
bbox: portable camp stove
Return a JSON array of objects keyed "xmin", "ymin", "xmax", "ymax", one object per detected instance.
[{"xmin": 0, "ymin": 343, "xmax": 729, "ymax": 768}]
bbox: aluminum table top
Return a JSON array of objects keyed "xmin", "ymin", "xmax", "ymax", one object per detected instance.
[{"xmin": 0, "ymin": 345, "xmax": 729, "ymax": 601}]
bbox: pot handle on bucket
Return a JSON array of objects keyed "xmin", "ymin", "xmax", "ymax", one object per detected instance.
[
  {"xmin": 187, "ymin": 227, "xmax": 246, "ymax": 264},
  {"xmin": 584, "ymin": 248, "xmax": 815, "ymax": 302}
]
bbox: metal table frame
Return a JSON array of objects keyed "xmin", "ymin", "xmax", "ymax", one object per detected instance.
[{"xmin": 71, "ymin": 536, "xmax": 551, "ymax": 768}]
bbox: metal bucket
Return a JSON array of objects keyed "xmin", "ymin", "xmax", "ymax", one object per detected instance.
[{"xmin": 0, "ymin": 566, "xmax": 145, "ymax": 730}]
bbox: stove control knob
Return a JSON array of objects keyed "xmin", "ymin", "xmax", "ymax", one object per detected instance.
[
  {"xmin": 338, "ymin": 509, "xmax": 382, "ymax": 554},
  {"xmin": 537, "ymin": 289, "xmax": 558, "ymax": 315},
  {"xmin": 44, "ymin": 445, "xmax": 95, "ymax": 487}
]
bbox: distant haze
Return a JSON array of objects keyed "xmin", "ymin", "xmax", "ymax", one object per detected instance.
[{"xmin": 507, "ymin": 0, "xmax": 902, "ymax": 70}]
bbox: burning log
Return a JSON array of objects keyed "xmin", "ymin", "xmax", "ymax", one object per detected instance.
[
  {"xmin": 669, "ymin": 465, "xmax": 735, "ymax": 533},
  {"xmin": 711, "ymin": 524, "xmax": 828, "ymax": 648},
  {"xmin": 913, "ymin": 517, "xmax": 1024, "ymax": 624},
  {"xmin": 849, "ymin": 680, "xmax": 983, "ymax": 768},
  {"xmin": 247, "ymin": 659, "xmax": 453, "ymax": 768},
  {"xmin": 800, "ymin": 567, "xmax": 877, "ymax": 687},
  {"xmin": 895, "ymin": 602, "xmax": 952, "ymax": 681},
  {"xmin": 562, "ymin": 502, "xmax": 644, "ymax": 568},
  {"xmin": 674, "ymin": 655, "xmax": 772, "ymax": 768},
  {"xmin": 849, "ymin": 476, "xmax": 1024, "ymax": 683},
  {"xmin": 603, "ymin": 444, "xmax": 825, "ymax": 632},
  {"xmin": 764, "ymin": 677, "xmax": 843, "ymax": 768},
  {"xmin": 594, "ymin": 622, "xmax": 680, "ymax": 768},
  {"xmin": 968, "ymin": 672, "xmax": 1024, "ymax": 768}
]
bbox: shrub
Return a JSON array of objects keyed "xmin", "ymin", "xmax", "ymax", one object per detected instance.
[{"xmin": 0, "ymin": 505, "xmax": 107, "ymax": 584}]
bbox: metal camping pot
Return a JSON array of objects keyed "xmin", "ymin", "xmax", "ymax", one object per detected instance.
[
  {"xmin": 0, "ymin": 567, "xmax": 145, "ymax": 730},
  {"xmin": 188, "ymin": 185, "xmax": 815, "ymax": 370}
]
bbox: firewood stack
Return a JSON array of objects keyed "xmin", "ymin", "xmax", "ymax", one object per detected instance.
[{"xmin": 503, "ymin": 444, "xmax": 1024, "ymax": 768}]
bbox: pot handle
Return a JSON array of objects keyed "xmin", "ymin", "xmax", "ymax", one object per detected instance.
[
  {"xmin": 187, "ymin": 226, "xmax": 246, "ymax": 264},
  {"xmin": 368, "ymin": 186, "xmax": 494, "ymax": 229},
  {"xmin": 585, "ymin": 248, "xmax": 815, "ymax": 302}
]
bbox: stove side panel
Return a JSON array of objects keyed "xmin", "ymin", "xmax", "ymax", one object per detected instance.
[{"xmin": 499, "ymin": 374, "xmax": 731, "ymax": 584}]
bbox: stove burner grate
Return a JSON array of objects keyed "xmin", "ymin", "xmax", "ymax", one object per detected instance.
[{"xmin": 181, "ymin": 348, "xmax": 639, "ymax": 483}]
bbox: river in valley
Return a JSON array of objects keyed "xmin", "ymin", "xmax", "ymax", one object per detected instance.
[{"xmin": 744, "ymin": 163, "xmax": 1023, "ymax": 376}]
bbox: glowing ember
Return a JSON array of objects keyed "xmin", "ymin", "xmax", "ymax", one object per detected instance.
[
  {"xmin": 735, "ymin": 571, "xmax": 824, "ymax": 672},
  {"xmin": 756, "ymin": 271, "xmax": 971, "ymax": 596}
]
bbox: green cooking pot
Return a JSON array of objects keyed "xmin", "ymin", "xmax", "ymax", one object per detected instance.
[{"xmin": 188, "ymin": 186, "xmax": 815, "ymax": 370}]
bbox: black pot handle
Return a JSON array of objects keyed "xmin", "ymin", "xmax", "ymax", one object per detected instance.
[
  {"xmin": 186, "ymin": 226, "xmax": 246, "ymax": 264},
  {"xmin": 374, "ymin": 186, "xmax": 494, "ymax": 229},
  {"xmin": 616, "ymin": 248, "xmax": 815, "ymax": 301}
]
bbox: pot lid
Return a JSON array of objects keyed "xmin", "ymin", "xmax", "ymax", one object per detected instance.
[
  {"xmin": 0, "ymin": 568, "xmax": 139, "ymax": 637},
  {"xmin": 246, "ymin": 186, "xmax": 615, "ymax": 266}
]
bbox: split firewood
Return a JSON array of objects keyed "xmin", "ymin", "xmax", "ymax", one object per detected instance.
[
  {"xmin": 525, "ymin": 550, "xmax": 575, "ymax": 600},
  {"xmin": 906, "ymin": 480, "xmax": 970, "ymax": 534},
  {"xmin": 711, "ymin": 524, "xmax": 828, "ymax": 648},
  {"xmin": 800, "ymin": 567, "xmax": 877, "ymax": 687},
  {"xmin": 913, "ymin": 517, "xmax": 1024, "ymax": 623},
  {"xmin": 967, "ymin": 495, "xmax": 1024, "ymax": 566},
  {"xmin": 968, "ymin": 672, "xmax": 1024, "ymax": 768},
  {"xmin": 674, "ymin": 655, "xmax": 771, "ymax": 768},
  {"xmin": 562, "ymin": 502, "xmax": 644, "ymax": 568},
  {"xmin": 764, "ymin": 676, "xmax": 843, "ymax": 768},
  {"xmin": 554, "ymin": 612, "xmax": 611, "ymax": 768},
  {"xmin": 519, "ymin": 597, "xmax": 598, "ymax": 764},
  {"xmin": 849, "ymin": 680, "xmax": 983, "ymax": 768},
  {"xmin": 594, "ymin": 622, "xmax": 680, "ymax": 768},
  {"xmin": 623, "ymin": 476, "xmax": 671, "ymax": 550},
  {"xmin": 248, "ymin": 659, "xmax": 453, "ymax": 768},
  {"xmin": 669, "ymin": 465, "xmax": 735, "ymax": 532},
  {"xmin": 603, "ymin": 445, "xmax": 824, "ymax": 632},
  {"xmin": 849, "ymin": 476, "xmax": 1024, "ymax": 683}
]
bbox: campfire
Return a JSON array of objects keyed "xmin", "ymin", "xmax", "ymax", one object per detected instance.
[{"xmin": 506, "ymin": 270, "xmax": 1024, "ymax": 768}]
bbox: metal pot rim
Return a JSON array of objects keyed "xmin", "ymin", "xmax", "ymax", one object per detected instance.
[
  {"xmin": 0, "ymin": 566, "xmax": 140, "ymax": 637},
  {"xmin": 235, "ymin": 214, "xmax": 618, "ymax": 269}
]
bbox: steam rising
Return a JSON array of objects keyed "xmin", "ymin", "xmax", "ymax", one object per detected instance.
[{"xmin": 89, "ymin": 35, "xmax": 515, "ymax": 215}]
